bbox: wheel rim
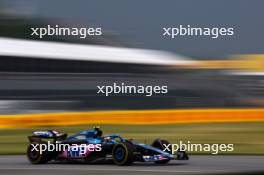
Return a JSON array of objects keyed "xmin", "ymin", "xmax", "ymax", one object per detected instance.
[{"xmin": 115, "ymin": 147, "xmax": 125, "ymax": 161}]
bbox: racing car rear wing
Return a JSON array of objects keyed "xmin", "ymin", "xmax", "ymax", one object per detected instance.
[{"xmin": 28, "ymin": 130, "xmax": 67, "ymax": 143}]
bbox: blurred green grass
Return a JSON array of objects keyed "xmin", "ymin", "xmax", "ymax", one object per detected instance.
[{"xmin": 0, "ymin": 122, "xmax": 263, "ymax": 155}]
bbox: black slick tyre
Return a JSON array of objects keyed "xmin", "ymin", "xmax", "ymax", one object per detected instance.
[
  {"xmin": 27, "ymin": 141, "xmax": 52, "ymax": 164},
  {"xmin": 112, "ymin": 142, "xmax": 134, "ymax": 165}
]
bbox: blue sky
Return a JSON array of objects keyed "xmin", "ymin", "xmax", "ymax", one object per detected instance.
[{"xmin": 3, "ymin": 0, "xmax": 264, "ymax": 58}]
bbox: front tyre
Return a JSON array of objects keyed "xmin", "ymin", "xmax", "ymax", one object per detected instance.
[
  {"xmin": 152, "ymin": 139, "xmax": 171, "ymax": 164},
  {"xmin": 176, "ymin": 150, "xmax": 189, "ymax": 160},
  {"xmin": 112, "ymin": 142, "xmax": 134, "ymax": 165}
]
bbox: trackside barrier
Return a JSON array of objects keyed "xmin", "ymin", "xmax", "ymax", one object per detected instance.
[{"xmin": 0, "ymin": 109, "xmax": 264, "ymax": 128}]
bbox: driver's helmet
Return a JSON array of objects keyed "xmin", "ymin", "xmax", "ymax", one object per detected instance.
[{"xmin": 93, "ymin": 126, "xmax": 103, "ymax": 137}]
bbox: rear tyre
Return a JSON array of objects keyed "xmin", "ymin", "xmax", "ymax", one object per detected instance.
[
  {"xmin": 27, "ymin": 142, "xmax": 52, "ymax": 164},
  {"xmin": 112, "ymin": 142, "xmax": 134, "ymax": 165}
]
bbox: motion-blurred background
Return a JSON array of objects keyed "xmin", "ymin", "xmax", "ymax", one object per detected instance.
[{"xmin": 0, "ymin": 0, "xmax": 263, "ymax": 156}]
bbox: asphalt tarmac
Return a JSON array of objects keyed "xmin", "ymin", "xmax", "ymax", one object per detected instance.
[{"xmin": 0, "ymin": 155, "xmax": 263, "ymax": 175}]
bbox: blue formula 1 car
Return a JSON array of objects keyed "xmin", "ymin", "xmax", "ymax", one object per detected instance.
[{"xmin": 27, "ymin": 127, "xmax": 188, "ymax": 165}]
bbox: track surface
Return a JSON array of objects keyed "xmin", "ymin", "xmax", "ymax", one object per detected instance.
[{"xmin": 0, "ymin": 156, "xmax": 264, "ymax": 175}]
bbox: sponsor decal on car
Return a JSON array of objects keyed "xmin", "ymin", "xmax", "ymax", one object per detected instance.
[{"xmin": 142, "ymin": 155, "xmax": 168, "ymax": 162}]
